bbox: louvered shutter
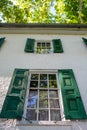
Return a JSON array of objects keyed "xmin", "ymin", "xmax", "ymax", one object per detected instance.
[
  {"xmin": 82, "ymin": 37, "xmax": 87, "ymax": 45},
  {"xmin": 0, "ymin": 68, "xmax": 29, "ymax": 120},
  {"xmin": 0, "ymin": 37, "xmax": 5, "ymax": 47},
  {"xmin": 52, "ymin": 39, "xmax": 63, "ymax": 53},
  {"xmin": 24, "ymin": 38, "xmax": 35, "ymax": 52},
  {"xmin": 58, "ymin": 69, "xmax": 87, "ymax": 119}
]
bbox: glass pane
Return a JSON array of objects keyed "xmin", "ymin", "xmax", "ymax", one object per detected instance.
[
  {"xmin": 30, "ymin": 81, "xmax": 38, "ymax": 88},
  {"xmin": 50, "ymin": 110, "xmax": 61, "ymax": 121},
  {"xmin": 49, "ymin": 81, "xmax": 57, "ymax": 88},
  {"xmin": 37, "ymin": 48, "xmax": 41, "ymax": 53},
  {"xmin": 39, "ymin": 99, "xmax": 48, "ymax": 108},
  {"xmin": 40, "ymin": 81, "xmax": 47, "ymax": 88},
  {"xmin": 26, "ymin": 109, "xmax": 37, "ymax": 121},
  {"xmin": 46, "ymin": 43, "xmax": 50, "ymax": 48},
  {"xmin": 29, "ymin": 90, "xmax": 38, "ymax": 98},
  {"xmin": 40, "ymin": 74, "xmax": 47, "ymax": 80},
  {"xmin": 49, "ymin": 74, "xmax": 56, "ymax": 80},
  {"xmin": 27, "ymin": 90, "xmax": 38, "ymax": 108},
  {"xmin": 37, "ymin": 42, "xmax": 41, "ymax": 47},
  {"xmin": 49, "ymin": 90, "xmax": 58, "ymax": 98},
  {"xmin": 31, "ymin": 74, "xmax": 39, "ymax": 80},
  {"xmin": 42, "ymin": 43, "xmax": 45, "ymax": 48},
  {"xmin": 27, "ymin": 98, "xmax": 37, "ymax": 108},
  {"xmin": 50, "ymin": 99, "xmax": 60, "ymax": 108},
  {"xmin": 39, "ymin": 110, "xmax": 48, "ymax": 120},
  {"xmin": 39, "ymin": 90, "xmax": 48, "ymax": 99}
]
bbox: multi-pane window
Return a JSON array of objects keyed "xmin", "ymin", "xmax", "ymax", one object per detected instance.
[
  {"xmin": 24, "ymin": 38, "xmax": 64, "ymax": 53},
  {"xmin": 25, "ymin": 72, "xmax": 61, "ymax": 121},
  {"xmin": 35, "ymin": 42, "xmax": 52, "ymax": 54}
]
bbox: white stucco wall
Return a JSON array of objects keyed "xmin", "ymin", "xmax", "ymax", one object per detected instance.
[{"xmin": 0, "ymin": 33, "xmax": 87, "ymax": 130}]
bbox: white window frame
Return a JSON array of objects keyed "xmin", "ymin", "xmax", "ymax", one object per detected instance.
[
  {"xmin": 22, "ymin": 70, "xmax": 65, "ymax": 124},
  {"xmin": 34, "ymin": 40, "xmax": 53, "ymax": 54}
]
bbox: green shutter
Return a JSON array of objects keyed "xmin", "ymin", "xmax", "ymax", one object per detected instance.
[
  {"xmin": 58, "ymin": 69, "xmax": 87, "ymax": 120},
  {"xmin": 0, "ymin": 37, "xmax": 5, "ymax": 47},
  {"xmin": 52, "ymin": 39, "xmax": 63, "ymax": 53},
  {"xmin": 82, "ymin": 37, "xmax": 87, "ymax": 46},
  {"xmin": 24, "ymin": 38, "xmax": 35, "ymax": 52},
  {"xmin": 0, "ymin": 68, "xmax": 29, "ymax": 120}
]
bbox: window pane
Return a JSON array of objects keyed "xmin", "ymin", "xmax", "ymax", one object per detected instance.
[
  {"xmin": 39, "ymin": 110, "xmax": 48, "ymax": 120},
  {"xmin": 46, "ymin": 43, "xmax": 50, "ymax": 48},
  {"xmin": 29, "ymin": 90, "xmax": 38, "ymax": 98},
  {"xmin": 49, "ymin": 90, "xmax": 58, "ymax": 98},
  {"xmin": 27, "ymin": 90, "xmax": 38, "ymax": 108},
  {"xmin": 31, "ymin": 74, "xmax": 39, "ymax": 80},
  {"xmin": 50, "ymin": 99, "xmax": 60, "ymax": 108},
  {"xmin": 40, "ymin": 74, "xmax": 47, "ymax": 80},
  {"xmin": 37, "ymin": 42, "xmax": 41, "ymax": 47},
  {"xmin": 37, "ymin": 48, "xmax": 41, "ymax": 53},
  {"xmin": 50, "ymin": 110, "xmax": 61, "ymax": 121},
  {"xmin": 39, "ymin": 99, "xmax": 48, "ymax": 108},
  {"xmin": 40, "ymin": 81, "xmax": 47, "ymax": 88},
  {"xmin": 49, "ymin": 74, "xmax": 56, "ymax": 80},
  {"xmin": 26, "ymin": 109, "xmax": 37, "ymax": 121},
  {"xmin": 42, "ymin": 43, "xmax": 45, "ymax": 48},
  {"xmin": 30, "ymin": 81, "xmax": 38, "ymax": 88},
  {"xmin": 49, "ymin": 81, "xmax": 57, "ymax": 88},
  {"xmin": 39, "ymin": 90, "xmax": 48, "ymax": 99}
]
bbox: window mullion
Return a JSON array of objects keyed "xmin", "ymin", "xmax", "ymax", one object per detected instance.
[
  {"xmin": 37, "ymin": 73, "xmax": 40, "ymax": 121},
  {"xmin": 47, "ymin": 74, "xmax": 50, "ymax": 121}
]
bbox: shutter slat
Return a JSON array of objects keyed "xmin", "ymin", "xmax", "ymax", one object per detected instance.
[
  {"xmin": 24, "ymin": 38, "xmax": 35, "ymax": 52},
  {"xmin": 58, "ymin": 69, "xmax": 87, "ymax": 119},
  {"xmin": 0, "ymin": 37, "xmax": 5, "ymax": 47},
  {"xmin": 52, "ymin": 39, "xmax": 63, "ymax": 53},
  {"xmin": 0, "ymin": 68, "xmax": 29, "ymax": 119}
]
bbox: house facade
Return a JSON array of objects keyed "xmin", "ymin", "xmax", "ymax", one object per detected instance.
[{"xmin": 0, "ymin": 23, "xmax": 87, "ymax": 130}]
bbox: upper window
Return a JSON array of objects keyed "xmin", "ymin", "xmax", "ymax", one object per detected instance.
[
  {"xmin": 24, "ymin": 38, "xmax": 64, "ymax": 53},
  {"xmin": 35, "ymin": 41, "xmax": 52, "ymax": 54}
]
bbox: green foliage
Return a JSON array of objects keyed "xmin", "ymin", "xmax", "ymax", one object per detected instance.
[{"xmin": 0, "ymin": 0, "xmax": 87, "ymax": 23}]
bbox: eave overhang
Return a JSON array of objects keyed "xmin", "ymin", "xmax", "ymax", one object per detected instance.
[{"xmin": 0, "ymin": 23, "xmax": 87, "ymax": 35}]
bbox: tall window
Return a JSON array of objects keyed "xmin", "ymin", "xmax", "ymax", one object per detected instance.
[{"xmin": 25, "ymin": 72, "xmax": 61, "ymax": 121}]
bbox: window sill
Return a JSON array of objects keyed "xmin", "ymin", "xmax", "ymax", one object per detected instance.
[{"xmin": 16, "ymin": 120, "xmax": 72, "ymax": 126}]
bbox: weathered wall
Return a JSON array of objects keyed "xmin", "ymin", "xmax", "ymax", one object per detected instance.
[{"xmin": 0, "ymin": 33, "xmax": 87, "ymax": 130}]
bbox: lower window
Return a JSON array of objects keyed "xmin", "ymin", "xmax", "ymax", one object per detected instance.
[{"xmin": 25, "ymin": 72, "xmax": 61, "ymax": 121}]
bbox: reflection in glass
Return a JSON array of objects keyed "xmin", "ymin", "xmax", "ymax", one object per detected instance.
[
  {"xmin": 40, "ymin": 81, "xmax": 47, "ymax": 88},
  {"xmin": 30, "ymin": 81, "xmax": 38, "ymax": 88},
  {"xmin": 39, "ymin": 110, "xmax": 48, "ymax": 120},
  {"xmin": 27, "ymin": 90, "xmax": 38, "ymax": 108},
  {"xmin": 39, "ymin": 99, "xmax": 48, "ymax": 108},
  {"xmin": 40, "ymin": 74, "xmax": 47, "ymax": 80},
  {"xmin": 50, "ymin": 110, "xmax": 61, "ymax": 121},
  {"xmin": 31, "ymin": 74, "xmax": 39, "ymax": 80},
  {"xmin": 49, "ymin": 74, "xmax": 56, "ymax": 80},
  {"xmin": 39, "ymin": 90, "xmax": 48, "ymax": 99},
  {"xmin": 49, "ymin": 90, "xmax": 58, "ymax": 98},
  {"xmin": 26, "ymin": 109, "xmax": 37, "ymax": 120},
  {"xmin": 49, "ymin": 81, "xmax": 57, "ymax": 88},
  {"xmin": 50, "ymin": 99, "xmax": 60, "ymax": 108}
]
